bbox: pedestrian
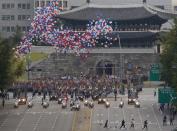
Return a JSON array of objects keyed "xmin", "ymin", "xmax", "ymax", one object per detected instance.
[
  {"xmin": 142, "ymin": 120, "xmax": 148, "ymax": 130},
  {"xmin": 163, "ymin": 115, "xmax": 167, "ymax": 126},
  {"xmin": 130, "ymin": 118, "xmax": 135, "ymax": 129},
  {"xmin": 120, "ymin": 119, "xmax": 126, "ymax": 129},
  {"xmin": 41, "ymin": 97, "xmax": 44, "ymax": 105},
  {"xmin": 2, "ymin": 98, "xmax": 5, "ymax": 108},
  {"xmin": 170, "ymin": 116, "xmax": 173, "ymax": 125},
  {"xmin": 154, "ymin": 89, "xmax": 156, "ymax": 97},
  {"xmin": 104, "ymin": 120, "xmax": 108, "ymax": 128}
]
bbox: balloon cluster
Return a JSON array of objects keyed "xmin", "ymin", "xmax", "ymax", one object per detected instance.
[
  {"xmin": 16, "ymin": 0, "xmax": 62, "ymax": 55},
  {"xmin": 87, "ymin": 17, "xmax": 113, "ymax": 48},
  {"xmin": 17, "ymin": 0, "xmax": 113, "ymax": 57},
  {"xmin": 87, "ymin": 18, "xmax": 113, "ymax": 38}
]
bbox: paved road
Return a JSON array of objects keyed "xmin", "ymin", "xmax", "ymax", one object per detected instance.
[
  {"xmin": 0, "ymin": 88, "xmax": 176, "ymax": 131},
  {"xmin": 91, "ymin": 88, "xmax": 177, "ymax": 131},
  {"xmin": 0, "ymin": 99, "xmax": 74, "ymax": 131}
]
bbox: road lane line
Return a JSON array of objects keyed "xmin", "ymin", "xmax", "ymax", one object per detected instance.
[
  {"xmin": 0, "ymin": 111, "xmax": 12, "ymax": 128},
  {"xmin": 107, "ymin": 108, "xmax": 110, "ymax": 122},
  {"xmin": 51, "ymin": 114, "xmax": 59, "ymax": 131},
  {"xmin": 138, "ymin": 108, "xmax": 143, "ymax": 125},
  {"xmin": 15, "ymin": 114, "xmax": 26, "ymax": 131},
  {"xmin": 152, "ymin": 104, "xmax": 162, "ymax": 131},
  {"xmin": 33, "ymin": 111, "xmax": 44, "ymax": 131},
  {"xmin": 122, "ymin": 106, "xmax": 125, "ymax": 120},
  {"xmin": 71, "ymin": 111, "xmax": 77, "ymax": 131},
  {"xmin": 0, "ymin": 117, "xmax": 9, "ymax": 128},
  {"xmin": 89, "ymin": 109, "xmax": 93, "ymax": 131}
]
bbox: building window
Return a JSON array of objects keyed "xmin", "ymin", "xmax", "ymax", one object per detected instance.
[
  {"xmin": 35, "ymin": 1, "xmax": 39, "ymax": 7},
  {"xmin": 22, "ymin": 15, "xmax": 26, "ymax": 20},
  {"xmin": 11, "ymin": 15, "xmax": 15, "ymax": 20},
  {"xmin": 2, "ymin": 4, "xmax": 6, "ymax": 9},
  {"xmin": 27, "ymin": 3, "xmax": 30, "ymax": 9},
  {"xmin": 11, "ymin": 27, "xmax": 15, "ymax": 32},
  {"xmin": 63, "ymin": 1, "xmax": 67, "ymax": 8},
  {"xmin": 7, "ymin": 27, "xmax": 10, "ymax": 32},
  {"xmin": 2, "ymin": 27, "xmax": 6, "ymax": 32},
  {"xmin": 11, "ymin": 4, "xmax": 15, "ymax": 8},
  {"xmin": 2, "ymin": 3, "xmax": 14, "ymax": 9},
  {"xmin": 174, "ymin": 6, "xmax": 177, "ymax": 11},
  {"xmin": 1, "ymin": 15, "xmax": 13, "ymax": 21},
  {"xmin": 7, "ymin": 4, "xmax": 10, "ymax": 9},
  {"xmin": 18, "ymin": 15, "xmax": 21, "ymax": 20},
  {"xmin": 18, "ymin": 15, "xmax": 30, "ymax": 21},
  {"xmin": 18, "ymin": 4, "xmax": 22, "ymax": 9},
  {"xmin": 26, "ymin": 15, "xmax": 31, "ymax": 20},
  {"xmin": 22, "ymin": 4, "xmax": 26, "ymax": 9}
]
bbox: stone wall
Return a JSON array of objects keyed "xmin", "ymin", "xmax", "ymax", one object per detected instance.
[{"xmin": 29, "ymin": 52, "xmax": 159, "ymax": 79}]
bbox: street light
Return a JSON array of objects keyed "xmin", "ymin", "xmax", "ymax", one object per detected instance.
[{"xmin": 117, "ymin": 33, "xmax": 123, "ymax": 85}]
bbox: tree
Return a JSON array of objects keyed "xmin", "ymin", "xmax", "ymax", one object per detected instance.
[
  {"xmin": 0, "ymin": 39, "xmax": 15, "ymax": 91},
  {"xmin": 160, "ymin": 19, "xmax": 177, "ymax": 88},
  {"xmin": 0, "ymin": 28, "xmax": 25, "ymax": 91}
]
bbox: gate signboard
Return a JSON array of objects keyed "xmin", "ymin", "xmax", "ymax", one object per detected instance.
[
  {"xmin": 150, "ymin": 64, "xmax": 160, "ymax": 81},
  {"xmin": 158, "ymin": 88, "xmax": 177, "ymax": 104}
]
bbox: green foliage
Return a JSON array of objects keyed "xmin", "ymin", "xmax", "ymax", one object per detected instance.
[
  {"xmin": 0, "ymin": 39, "xmax": 15, "ymax": 90},
  {"xmin": 0, "ymin": 29, "xmax": 25, "ymax": 90},
  {"xmin": 26, "ymin": 52, "xmax": 48, "ymax": 62},
  {"xmin": 160, "ymin": 19, "xmax": 177, "ymax": 88}
]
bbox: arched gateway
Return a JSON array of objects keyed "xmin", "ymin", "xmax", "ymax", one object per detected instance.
[{"xmin": 96, "ymin": 60, "xmax": 114, "ymax": 76}]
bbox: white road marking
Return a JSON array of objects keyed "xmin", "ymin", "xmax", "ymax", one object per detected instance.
[
  {"xmin": 152, "ymin": 104, "xmax": 162, "ymax": 131},
  {"xmin": 16, "ymin": 114, "xmax": 26, "ymax": 131},
  {"xmin": 51, "ymin": 114, "xmax": 59, "ymax": 131},
  {"xmin": 107, "ymin": 108, "xmax": 110, "ymax": 122},
  {"xmin": 0, "ymin": 118, "xmax": 9, "ymax": 128},
  {"xmin": 33, "ymin": 111, "xmax": 43, "ymax": 131},
  {"xmin": 96, "ymin": 113, "xmax": 103, "ymax": 116},
  {"xmin": 122, "ymin": 106, "xmax": 125, "ymax": 120},
  {"xmin": 138, "ymin": 108, "xmax": 143, "ymax": 125},
  {"xmin": 89, "ymin": 109, "xmax": 93, "ymax": 131},
  {"xmin": 26, "ymin": 111, "xmax": 71, "ymax": 114},
  {"xmin": 93, "ymin": 120, "xmax": 158, "ymax": 125},
  {"xmin": 0, "ymin": 113, "xmax": 10, "ymax": 128}
]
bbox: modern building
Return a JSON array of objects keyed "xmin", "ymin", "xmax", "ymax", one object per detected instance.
[
  {"xmin": 0, "ymin": 0, "xmax": 34, "ymax": 38},
  {"xmin": 0, "ymin": 0, "xmax": 176, "ymax": 38},
  {"xmin": 0, "ymin": 0, "xmax": 68, "ymax": 38}
]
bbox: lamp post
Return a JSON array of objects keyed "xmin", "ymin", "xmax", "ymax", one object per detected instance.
[
  {"xmin": 117, "ymin": 34, "xmax": 122, "ymax": 82},
  {"xmin": 25, "ymin": 46, "xmax": 31, "ymax": 99}
]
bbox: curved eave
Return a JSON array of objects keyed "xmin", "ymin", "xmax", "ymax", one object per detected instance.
[
  {"xmin": 58, "ymin": 3, "xmax": 165, "ymax": 21},
  {"xmin": 59, "ymin": 14, "xmax": 167, "ymax": 25},
  {"xmin": 104, "ymin": 31, "xmax": 158, "ymax": 39},
  {"xmin": 145, "ymin": 4, "xmax": 177, "ymax": 20}
]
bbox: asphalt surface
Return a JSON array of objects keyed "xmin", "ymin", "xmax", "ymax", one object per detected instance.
[
  {"xmin": 0, "ymin": 97, "xmax": 74, "ymax": 131},
  {"xmin": 0, "ymin": 88, "xmax": 177, "ymax": 131},
  {"xmin": 91, "ymin": 88, "xmax": 177, "ymax": 131}
]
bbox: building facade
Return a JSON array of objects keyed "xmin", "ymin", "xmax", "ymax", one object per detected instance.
[
  {"xmin": 0, "ymin": 0, "xmax": 34, "ymax": 38},
  {"xmin": 0, "ymin": 0, "xmax": 176, "ymax": 38},
  {"xmin": 67, "ymin": 0, "xmax": 177, "ymax": 12},
  {"xmin": 0, "ymin": 0, "xmax": 68, "ymax": 38}
]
